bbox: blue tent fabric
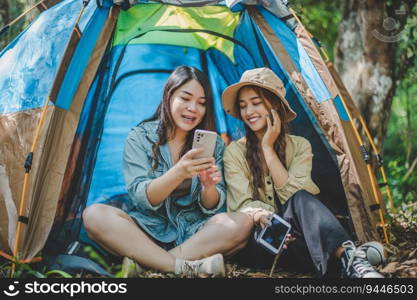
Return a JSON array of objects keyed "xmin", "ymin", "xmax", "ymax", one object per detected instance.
[
  {"xmin": 333, "ymin": 95, "xmax": 350, "ymax": 121},
  {"xmin": 0, "ymin": 0, "xmax": 97, "ymax": 114},
  {"xmin": 259, "ymin": 8, "xmax": 331, "ymax": 103},
  {"xmin": 55, "ymin": 5, "xmax": 111, "ymax": 110},
  {"xmin": 205, "ymin": 49, "xmax": 246, "ymax": 139}
]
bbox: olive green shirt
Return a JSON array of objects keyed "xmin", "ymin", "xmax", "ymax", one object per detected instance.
[{"xmin": 224, "ymin": 135, "xmax": 320, "ymax": 215}]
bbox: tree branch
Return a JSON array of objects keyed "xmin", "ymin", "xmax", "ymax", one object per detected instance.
[{"xmin": 403, "ymin": 156, "xmax": 417, "ymax": 181}]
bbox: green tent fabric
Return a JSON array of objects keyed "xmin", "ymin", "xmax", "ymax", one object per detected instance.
[{"xmin": 114, "ymin": 4, "xmax": 240, "ymax": 62}]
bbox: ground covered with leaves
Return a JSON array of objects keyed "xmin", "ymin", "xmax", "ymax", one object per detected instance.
[
  {"xmin": 378, "ymin": 205, "xmax": 417, "ymax": 278},
  {"xmin": 124, "ymin": 204, "xmax": 417, "ymax": 279},
  {"xmin": 1, "ymin": 205, "xmax": 416, "ymax": 278}
]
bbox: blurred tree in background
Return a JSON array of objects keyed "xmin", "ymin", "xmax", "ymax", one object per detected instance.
[
  {"xmin": 0, "ymin": 1, "xmax": 38, "ymax": 50},
  {"xmin": 296, "ymin": 0, "xmax": 417, "ymax": 208},
  {"xmin": 334, "ymin": 1, "xmax": 416, "ymax": 149}
]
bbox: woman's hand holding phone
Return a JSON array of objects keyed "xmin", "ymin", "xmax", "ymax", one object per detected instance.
[
  {"xmin": 199, "ymin": 164, "xmax": 222, "ymax": 188},
  {"xmin": 173, "ymin": 148, "xmax": 215, "ymax": 180},
  {"xmin": 282, "ymin": 233, "xmax": 296, "ymax": 250},
  {"xmin": 254, "ymin": 210, "xmax": 273, "ymax": 228}
]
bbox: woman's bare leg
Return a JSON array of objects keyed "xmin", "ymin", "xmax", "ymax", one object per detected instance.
[
  {"xmin": 83, "ymin": 204, "xmax": 175, "ymax": 272},
  {"xmin": 169, "ymin": 212, "xmax": 253, "ymax": 260}
]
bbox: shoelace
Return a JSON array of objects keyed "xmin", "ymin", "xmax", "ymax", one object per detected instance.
[
  {"xmin": 182, "ymin": 261, "xmax": 203, "ymax": 277},
  {"xmin": 342, "ymin": 241, "xmax": 377, "ymax": 276},
  {"xmin": 350, "ymin": 249, "xmax": 376, "ymax": 275}
]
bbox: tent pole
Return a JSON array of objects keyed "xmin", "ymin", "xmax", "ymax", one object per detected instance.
[
  {"xmin": 355, "ymin": 116, "xmax": 396, "ymax": 214},
  {"xmin": 10, "ymin": 2, "xmax": 90, "ymax": 277},
  {"xmin": 289, "ymin": 8, "xmax": 390, "ymax": 243},
  {"xmin": 11, "ymin": 96, "xmax": 50, "ymax": 276}
]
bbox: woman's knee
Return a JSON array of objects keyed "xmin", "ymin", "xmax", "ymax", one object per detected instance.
[
  {"xmin": 208, "ymin": 212, "xmax": 253, "ymax": 244},
  {"xmin": 83, "ymin": 204, "xmax": 106, "ymax": 234},
  {"xmin": 83, "ymin": 204, "xmax": 125, "ymax": 236},
  {"xmin": 291, "ymin": 190, "xmax": 321, "ymax": 208}
]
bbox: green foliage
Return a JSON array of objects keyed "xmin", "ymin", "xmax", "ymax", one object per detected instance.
[
  {"xmin": 82, "ymin": 245, "xmax": 122, "ymax": 277},
  {"xmin": 0, "ymin": 0, "xmax": 39, "ymax": 51},
  {"xmin": 387, "ymin": 160, "xmax": 417, "ymax": 205},
  {"xmin": 389, "ymin": 201, "xmax": 417, "ymax": 246},
  {"xmin": 0, "ymin": 245, "xmax": 123, "ymax": 278},
  {"xmin": 384, "ymin": 83, "xmax": 417, "ymax": 206},
  {"xmin": 396, "ymin": 4, "xmax": 417, "ymax": 80},
  {"xmin": 82, "ymin": 246, "xmax": 110, "ymax": 271},
  {"xmin": 0, "ymin": 257, "xmax": 73, "ymax": 279}
]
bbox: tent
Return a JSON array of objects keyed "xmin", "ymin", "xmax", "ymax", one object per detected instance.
[{"xmin": 0, "ymin": 0, "xmax": 389, "ymax": 263}]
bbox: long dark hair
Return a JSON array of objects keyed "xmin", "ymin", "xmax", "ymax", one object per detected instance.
[
  {"xmin": 236, "ymin": 85, "xmax": 289, "ymax": 200},
  {"xmin": 142, "ymin": 66, "xmax": 215, "ymax": 169}
]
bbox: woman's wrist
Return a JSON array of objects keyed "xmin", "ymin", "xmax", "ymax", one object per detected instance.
[
  {"xmin": 253, "ymin": 210, "xmax": 268, "ymax": 224},
  {"xmin": 170, "ymin": 163, "xmax": 186, "ymax": 181},
  {"xmin": 201, "ymin": 184, "xmax": 219, "ymax": 209},
  {"xmin": 201, "ymin": 183, "xmax": 217, "ymax": 193},
  {"xmin": 261, "ymin": 143, "xmax": 274, "ymax": 152}
]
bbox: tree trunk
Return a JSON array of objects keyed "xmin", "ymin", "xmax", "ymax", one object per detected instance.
[{"xmin": 334, "ymin": 0, "xmax": 415, "ymax": 151}]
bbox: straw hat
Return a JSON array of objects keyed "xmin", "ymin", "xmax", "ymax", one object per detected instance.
[{"xmin": 222, "ymin": 68, "xmax": 297, "ymax": 121}]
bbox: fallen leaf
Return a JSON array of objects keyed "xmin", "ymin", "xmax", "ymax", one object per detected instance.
[
  {"xmin": 247, "ymin": 272, "xmax": 270, "ymax": 278},
  {"xmin": 381, "ymin": 262, "xmax": 399, "ymax": 273},
  {"xmin": 408, "ymin": 248, "xmax": 417, "ymax": 259},
  {"xmin": 402, "ymin": 259, "xmax": 417, "ymax": 266}
]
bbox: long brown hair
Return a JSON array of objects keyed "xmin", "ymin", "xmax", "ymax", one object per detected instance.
[
  {"xmin": 236, "ymin": 85, "xmax": 289, "ymax": 200},
  {"xmin": 142, "ymin": 66, "xmax": 215, "ymax": 169}
]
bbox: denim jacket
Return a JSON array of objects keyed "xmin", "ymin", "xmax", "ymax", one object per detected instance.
[{"xmin": 123, "ymin": 120, "xmax": 226, "ymax": 245}]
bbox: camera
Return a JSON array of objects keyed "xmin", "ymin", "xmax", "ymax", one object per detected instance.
[{"xmin": 256, "ymin": 213, "xmax": 291, "ymax": 255}]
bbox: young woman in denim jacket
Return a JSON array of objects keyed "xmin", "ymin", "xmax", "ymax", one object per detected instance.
[
  {"xmin": 83, "ymin": 66, "xmax": 252, "ymax": 277},
  {"xmin": 222, "ymin": 68, "xmax": 384, "ymax": 278}
]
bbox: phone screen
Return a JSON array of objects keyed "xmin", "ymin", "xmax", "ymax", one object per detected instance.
[{"xmin": 262, "ymin": 217, "xmax": 289, "ymax": 250}]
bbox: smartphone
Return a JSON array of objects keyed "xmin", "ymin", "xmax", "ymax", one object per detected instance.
[
  {"xmin": 192, "ymin": 129, "xmax": 217, "ymax": 159},
  {"xmin": 257, "ymin": 214, "xmax": 292, "ymax": 256}
]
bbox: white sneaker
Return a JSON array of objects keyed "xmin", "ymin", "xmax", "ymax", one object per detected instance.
[
  {"xmin": 341, "ymin": 241, "xmax": 384, "ymax": 278},
  {"xmin": 175, "ymin": 253, "xmax": 226, "ymax": 278},
  {"xmin": 358, "ymin": 241, "xmax": 387, "ymax": 267},
  {"xmin": 121, "ymin": 256, "xmax": 144, "ymax": 278}
]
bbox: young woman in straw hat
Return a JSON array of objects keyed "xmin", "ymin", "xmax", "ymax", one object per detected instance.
[{"xmin": 222, "ymin": 68, "xmax": 384, "ymax": 278}]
